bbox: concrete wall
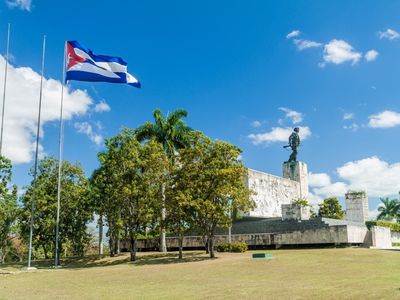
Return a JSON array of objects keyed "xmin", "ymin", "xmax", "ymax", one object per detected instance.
[
  {"xmin": 391, "ymin": 231, "xmax": 400, "ymax": 244},
  {"xmin": 246, "ymin": 169, "xmax": 300, "ymax": 218},
  {"xmin": 345, "ymin": 191, "xmax": 369, "ymax": 223},
  {"xmin": 127, "ymin": 234, "xmax": 276, "ymax": 250},
  {"xmin": 274, "ymin": 226, "xmax": 348, "ymax": 245},
  {"xmin": 371, "ymin": 226, "xmax": 392, "ymax": 249},
  {"xmin": 346, "ymin": 225, "xmax": 369, "ymax": 244}
]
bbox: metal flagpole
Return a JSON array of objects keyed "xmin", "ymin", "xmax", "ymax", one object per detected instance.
[
  {"xmin": 27, "ymin": 35, "xmax": 46, "ymax": 269},
  {"xmin": 55, "ymin": 41, "xmax": 66, "ymax": 267},
  {"xmin": 0, "ymin": 23, "xmax": 10, "ymax": 156}
]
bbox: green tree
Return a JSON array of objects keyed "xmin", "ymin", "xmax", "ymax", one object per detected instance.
[
  {"xmin": 377, "ymin": 197, "xmax": 399, "ymax": 222},
  {"xmin": 318, "ymin": 197, "xmax": 344, "ymax": 219},
  {"xmin": 20, "ymin": 157, "xmax": 93, "ymax": 259},
  {"xmin": 176, "ymin": 133, "xmax": 254, "ymax": 258},
  {"xmin": 94, "ymin": 131, "xmax": 167, "ymax": 261},
  {"xmin": 90, "ymin": 155, "xmax": 123, "ymax": 257},
  {"xmin": 0, "ymin": 156, "xmax": 18, "ymax": 264},
  {"xmin": 135, "ymin": 109, "xmax": 192, "ymax": 252},
  {"xmin": 292, "ymin": 198, "xmax": 309, "ymax": 207},
  {"xmin": 165, "ymin": 160, "xmax": 196, "ymax": 259}
]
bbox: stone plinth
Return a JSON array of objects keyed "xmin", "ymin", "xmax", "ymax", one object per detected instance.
[
  {"xmin": 371, "ymin": 226, "xmax": 392, "ymax": 249},
  {"xmin": 345, "ymin": 191, "xmax": 368, "ymax": 223},
  {"xmin": 283, "ymin": 161, "xmax": 308, "ymax": 199},
  {"xmin": 281, "ymin": 204, "xmax": 310, "ymax": 221}
]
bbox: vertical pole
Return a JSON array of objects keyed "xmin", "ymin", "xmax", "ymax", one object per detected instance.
[
  {"xmin": 55, "ymin": 41, "xmax": 66, "ymax": 267},
  {"xmin": 27, "ymin": 35, "xmax": 46, "ymax": 269},
  {"xmin": 0, "ymin": 23, "xmax": 10, "ymax": 156}
]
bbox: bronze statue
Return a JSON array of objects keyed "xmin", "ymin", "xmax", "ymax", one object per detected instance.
[{"xmin": 283, "ymin": 127, "xmax": 300, "ymax": 162}]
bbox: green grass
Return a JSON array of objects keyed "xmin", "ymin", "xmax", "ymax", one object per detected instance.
[{"xmin": 1, "ymin": 248, "xmax": 399, "ymax": 299}]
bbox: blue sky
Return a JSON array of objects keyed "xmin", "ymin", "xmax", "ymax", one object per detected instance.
[{"xmin": 1, "ymin": 0, "xmax": 400, "ymax": 216}]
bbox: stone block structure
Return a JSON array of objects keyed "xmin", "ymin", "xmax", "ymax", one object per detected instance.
[
  {"xmin": 283, "ymin": 161, "xmax": 308, "ymax": 199},
  {"xmin": 245, "ymin": 169, "xmax": 299, "ymax": 218},
  {"xmin": 281, "ymin": 204, "xmax": 311, "ymax": 221},
  {"xmin": 345, "ymin": 191, "xmax": 369, "ymax": 223},
  {"xmin": 371, "ymin": 226, "xmax": 392, "ymax": 249},
  {"xmin": 245, "ymin": 161, "xmax": 309, "ymax": 218}
]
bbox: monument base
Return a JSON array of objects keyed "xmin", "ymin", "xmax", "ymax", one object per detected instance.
[{"xmin": 282, "ymin": 161, "xmax": 308, "ymax": 200}]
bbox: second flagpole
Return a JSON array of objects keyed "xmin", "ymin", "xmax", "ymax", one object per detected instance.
[
  {"xmin": 27, "ymin": 34, "xmax": 46, "ymax": 269},
  {"xmin": 0, "ymin": 23, "xmax": 11, "ymax": 155},
  {"xmin": 55, "ymin": 41, "xmax": 67, "ymax": 267}
]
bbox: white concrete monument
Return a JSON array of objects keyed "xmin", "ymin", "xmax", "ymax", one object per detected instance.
[
  {"xmin": 345, "ymin": 191, "xmax": 369, "ymax": 223},
  {"xmin": 283, "ymin": 161, "xmax": 309, "ymax": 200}
]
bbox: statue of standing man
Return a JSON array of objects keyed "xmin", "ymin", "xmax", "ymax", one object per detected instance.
[{"xmin": 284, "ymin": 127, "xmax": 300, "ymax": 162}]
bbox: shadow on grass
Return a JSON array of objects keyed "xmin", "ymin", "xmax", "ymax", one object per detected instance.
[
  {"xmin": 1, "ymin": 251, "xmax": 215, "ymax": 271},
  {"xmin": 130, "ymin": 252, "xmax": 214, "ymax": 266}
]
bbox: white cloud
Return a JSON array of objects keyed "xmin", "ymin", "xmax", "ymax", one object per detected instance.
[
  {"xmin": 368, "ymin": 110, "xmax": 400, "ymax": 128},
  {"xmin": 279, "ymin": 107, "xmax": 303, "ymax": 124},
  {"xmin": 365, "ymin": 50, "xmax": 379, "ymax": 62},
  {"xmin": 0, "ymin": 55, "xmax": 93, "ymax": 164},
  {"xmin": 309, "ymin": 172, "xmax": 331, "ymax": 187},
  {"xmin": 6, "ymin": 0, "xmax": 31, "ymax": 11},
  {"xmin": 323, "ymin": 39, "xmax": 362, "ymax": 65},
  {"xmin": 343, "ymin": 123, "xmax": 360, "ymax": 132},
  {"xmin": 309, "ymin": 157, "xmax": 400, "ymax": 201},
  {"xmin": 74, "ymin": 122, "xmax": 103, "ymax": 146},
  {"xmin": 293, "ymin": 39, "xmax": 322, "ymax": 51},
  {"xmin": 378, "ymin": 28, "xmax": 400, "ymax": 40},
  {"xmin": 343, "ymin": 113, "xmax": 354, "ymax": 120},
  {"xmin": 94, "ymin": 100, "xmax": 110, "ymax": 113},
  {"xmin": 250, "ymin": 120, "xmax": 262, "ymax": 128},
  {"xmin": 286, "ymin": 30, "xmax": 301, "ymax": 39},
  {"xmin": 248, "ymin": 126, "xmax": 311, "ymax": 145}
]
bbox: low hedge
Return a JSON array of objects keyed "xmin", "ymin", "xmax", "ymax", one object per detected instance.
[
  {"xmin": 366, "ymin": 220, "xmax": 400, "ymax": 232},
  {"xmin": 216, "ymin": 242, "xmax": 248, "ymax": 253}
]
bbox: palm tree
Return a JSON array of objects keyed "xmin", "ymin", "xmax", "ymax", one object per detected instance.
[
  {"xmin": 377, "ymin": 197, "xmax": 400, "ymax": 222},
  {"xmin": 135, "ymin": 109, "xmax": 192, "ymax": 252}
]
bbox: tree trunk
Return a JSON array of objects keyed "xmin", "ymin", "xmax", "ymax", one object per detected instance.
[
  {"xmin": 130, "ymin": 235, "xmax": 137, "ymax": 261},
  {"xmin": 109, "ymin": 234, "xmax": 114, "ymax": 257},
  {"xmin": 159, "ymin": 183, "xmax": 167, "ymax": 253},
  {"xmin": 209, "ymin": 235, "xmax": 215, "ymax": 258},
  {"xmin": 115, "ymin": 238, "xmax": 120, "ymax": 255},
  {"xmin": 178, "ymin": 233, "xmax": 184, "ymax": 259},
  {"xmin": 204, "ymin": 236, "xmax": 209, "ymax": 254},
  {"xmin": 98, "ymin": 214, "xmax": 103, "ymax": 255}
]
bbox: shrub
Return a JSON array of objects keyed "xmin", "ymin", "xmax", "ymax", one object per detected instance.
[
  {"xmin": 365, "ymin": 220, "xmax": 400, "ymax": 232},
  {"xmin": 393, "ymin": 242, "xmax": 400, "ymax": 247},
  {"xmin": 216, "ymin": 242, "xmax": 247, "ymax": 253}
]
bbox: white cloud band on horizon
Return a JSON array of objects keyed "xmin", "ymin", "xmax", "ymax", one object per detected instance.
[
  {"xmin": 0, "ymin": 55, "xmax": 94, "ymax": 164},
  {"xmin": 309, "ymin": 157, "xmax": 400, "ymax": 202}
]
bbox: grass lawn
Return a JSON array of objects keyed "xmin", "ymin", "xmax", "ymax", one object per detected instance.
[{"xmin": 0, "ymin": 248, "xmax": 399, "ymax": 299}]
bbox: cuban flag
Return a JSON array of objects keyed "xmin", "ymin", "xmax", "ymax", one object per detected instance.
[{"xmin": 65, "ymin": 41, "xmax": 140, "ymax": 88}]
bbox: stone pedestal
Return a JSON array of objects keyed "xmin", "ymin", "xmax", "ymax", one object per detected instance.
[
  {"xmin": 345, "ymin": 191, "xmax": 368, "ymax": 223},
  {"xmin": 283, "ymin": 161, "xmax": 308, "ymax": 200},
  {"xmin": 371, "ymin": 226, "xmax": 392, "ymax": 249},
  {"xmin": 281, "ymin": 204, "xmax": 311, "ymax": 221}
]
